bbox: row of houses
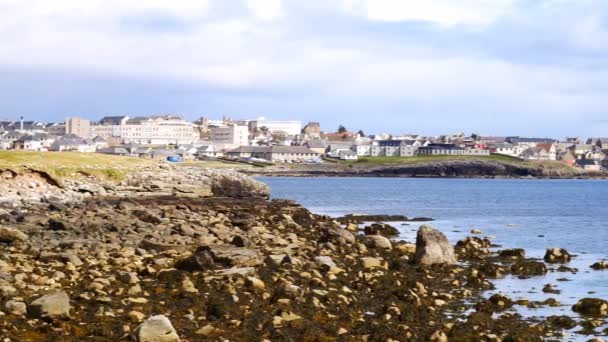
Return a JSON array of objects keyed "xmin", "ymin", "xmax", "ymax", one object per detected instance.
[{"xmin": 0, "ymin": 132, "xmax": 107, "ymax": 152}]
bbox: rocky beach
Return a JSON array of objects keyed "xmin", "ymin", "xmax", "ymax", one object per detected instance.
[{"xmin": 0, "ymin": 163, "xmax": 606, "ymax": 341}]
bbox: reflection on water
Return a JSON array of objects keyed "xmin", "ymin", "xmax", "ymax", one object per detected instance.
[{"xmin": 260, "ymin": 177, "xmax": 608, "ymax": 341}]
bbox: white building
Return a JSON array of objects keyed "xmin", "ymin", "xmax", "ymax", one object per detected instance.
[
  {"xmin": 209, "ymin": 125, "xmax": 249, "ymax": 148},
  {"xmin": 249, "ymin": 119, "xmax": 302, "ymax": 136},
  {"xmin": 91, "ymin": 115, "xmax": 198, "ymax": 145}
]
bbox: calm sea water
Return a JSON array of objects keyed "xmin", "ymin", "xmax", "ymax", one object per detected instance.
[{"xmin": 259, "ymin": 177, "xmax": 608, "ymax": 340}]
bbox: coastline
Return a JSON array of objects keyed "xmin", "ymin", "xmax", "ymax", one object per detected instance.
[
  {"xmin": 241, "ymin": 159, "xmax": 608, "ymax": 179},
  {"xmin": 0, "ymin": 163, "xmax": 604, "ymax": 340}
]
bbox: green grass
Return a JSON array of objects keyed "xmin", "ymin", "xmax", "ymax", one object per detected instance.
[
  {"xmin": 352, "ymin": 154, "xmax": 523, "ymax": 165},
  {"xmin": 0, "ymin": 151, "xmax": 155, "ymax": 182},
  {"xmin": 341, "ymin": 154, "xmax": 578, "ymax": 173}
]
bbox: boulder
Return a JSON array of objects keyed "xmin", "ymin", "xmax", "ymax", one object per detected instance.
[
  {"xmin": 360, "ymin": 257, "xmax": 388, "ymax": 270},
  {"xmin": 134, "ymin": 315, "xmax": 180, "ymax": 342},
  {"xmin": 28, "ymin": 290, "xmax": 71, "ymax": 320},
  {"xmin": 511, "ymin": 260, "xmax": 547, "ymax": 277},
  {"xmin": 176, "ymin": 245, "xmax": 262, "ymax": 271},
  {"xmin": 365, "ymin": 235, "xmax": 392, "ymax": 250},
  {"xmin": 591, "ymin": 261, "xmax": 608, "ymax": 270},
  {"xmin": 413, "ymin": 225, "xmax": 456, "ymax": 265},
  {"xmin": 544, "ymin": 248, "xmax": 572, "ymax": 263},
  {"xmin": 498, "ymin": 248, "xmax": 525, "ymax": 260},
  {"xmin": 0, "ymin": 226, "xmax": 27, "ymax": 243},
  {"xmin": 475, "ymin": 293, "xmax": 513, "ymax": 313},
  {"xmin": 572, "ymin": 298, "xmax": 608, "ymax": 316},
  {"xmin": 363, "ymin": 223, "xmax": 399, "ymax": 237}
]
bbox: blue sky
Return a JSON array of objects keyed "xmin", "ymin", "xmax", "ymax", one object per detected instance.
[{"xmin": 0, "ymin": 0, "xmax": 607, "ymax": 138}]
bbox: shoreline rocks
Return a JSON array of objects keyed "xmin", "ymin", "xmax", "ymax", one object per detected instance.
[{"xmin": 413, "ymin": 225, "xmax": 456, "ymax": 265}]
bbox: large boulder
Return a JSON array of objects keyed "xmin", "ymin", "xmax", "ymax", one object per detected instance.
[
  {"xmin": 0, "ymin": 226, "xmax": 27, "ymax": 243},
  {"xmin": 28, "ymin": 290, "xmax": 71, "ymax": 320},
  {"xmin": 363, "ymin": 223, "xmax": 399, "ymax": 237},
  {"xmin": 572, "ymin": 298, "xmax": 608, "ymax": 316},
  {"xmin": 544, "ymin": 248, "xmax": 572, "ymax": 263},
  {"xmin": 413, "ymin": 225, "xmax": 456, "ymax": 265},
  {"xmin": 365, "ymin": 235, "xmax": 392, "ymax": 250},
  {"xmin": 134, "ymin": 315, "xmax": 180, "ymax": 342},
  {"xmin": 511, "ymin": 260, "xmax": 547, "ymax": 277}
]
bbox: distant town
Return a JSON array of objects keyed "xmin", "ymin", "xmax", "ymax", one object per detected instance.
[{"xmin": 0, "ymin": 115, "xmax": 607, "ymax": 171}]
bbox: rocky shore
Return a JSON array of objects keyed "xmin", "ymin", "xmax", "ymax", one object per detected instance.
[
  {"xmin": 0, "ymin": 166, "xmax": 606, "ymax": 341},
  {"xmin": 245, "ymin": 159, "xmax": 608, "ymax": 179}
]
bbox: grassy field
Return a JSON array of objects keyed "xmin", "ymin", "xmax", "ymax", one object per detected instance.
[
  {"xmin": 0, "ymin": 151, "xmax": 155, "ymax": 181},
  {"xmin": 352, "ymin": 154, "xmax": 523, "ymax": 165}
]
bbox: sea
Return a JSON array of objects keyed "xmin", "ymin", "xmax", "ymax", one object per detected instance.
[{"xmin": 259, "ymin": 176, "xmax": 608, "ymax": 341}]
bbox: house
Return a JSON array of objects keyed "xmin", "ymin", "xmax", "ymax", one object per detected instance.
[
  {"xmin": 227, "ymin": 146, "xmax": 319, "ymax": 162},
  {"xmin": 586, "ymin": 138, "xmax": 608, "ymax": 149},
  {"xmin": 535, "ymin": 143, "xmax": 558, "ymax": 160},
  {"xmin": 92, "ymin": 136, "xmax": 108, "ymax": 150},
  {"xmin": 14, "ymin": 133, "xmax": 53, "ymax": 151},
  {"xmin": 303, "ymin": 140, "xmax": 327, "ymax": 155},
  {"xmin": 354, "ymin": 143, "xmax": 372, "ymax": 157},
  {"xmin": 97, "ymin": 147, "xmax": 131, "ymax": 156},
  {"xmin": 575, "ymin": 159, "xmax": 602, "ymax": 171},
  {"xmin": 493, "ymin": 143, "xmax": 525, "ymax": 158},
  {"xmin": 520, "ymin": 147, "xmax": 549, "ymax": 160},
  {"xmin": 327, "ymin": 144, "xmax": 354, "ymax": 158},
  {"xmin": 371, "ymin": 140, "xmax": 418, "ymax": 157},
  {"xmin": 417, "ymin": 144, "xmax": 465, "ymax": 156},
  {"xmin": 339, "ymin": 150, "xmax": 358, "ymax": 160},
  {"xmin": 196, "ymin": 144, "xmax": 224, "ymax": 158},
  {"xmin": 0, "ymin": 132, "xmax": 25, "ymax": 150},
  {"xmin": 50, "ymin": 135, "xmax": 96, "ymax": 152},
  {"xmin": 302, "ymin": 122, "xmax": 321, "ymax": 137},
  {"xmin": 574, "ymin": 145, "xmax": 595, "ymax": 159},
  {"xmin": 558, "ymin": 150, "xmax": 576, "ymax": 166}
]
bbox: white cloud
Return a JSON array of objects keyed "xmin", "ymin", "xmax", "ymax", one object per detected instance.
[
  {"xmin": 246, "ymin": 0, "xmax": 284, "ymax": 21},
  {"xmin": 342, "ymin": 0, "xmax": 515, "ymax": 26}
]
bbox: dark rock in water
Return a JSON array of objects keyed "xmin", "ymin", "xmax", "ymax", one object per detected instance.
[
  {"xmin": 511, "ymin": 260, "xmax": 548, "ymax": 277},
  {"xmin": 544, "ymin": 248, "xmax": 572, "ymax": 263},
  {"xmin": 475, "ymin": 293, "xmax": 513, "ymax": 313},
  {"xmin": 455, "ymin": 236, "xmax": 491, "ymax": 260},
  {"xmin": 478, "ymin": 262, "xmax": 507, "ymax": 278},
  {"xmin": 546, "ymin": 315, "xmax": 577, "ymax": 330},
  {"xmin": 498, "ymin": 248, "xmax": 526, "ymax": 260},
  {"xmin": 572, "ymin": 298, "xmax": 608, "ymax": 316},
  {"xmin": 363, "ymin": 223, "xmax": 399, "ymax": 237},
  {"xmin": 413, "ymin": 225, "xmax": 456, "ymax": 265},
  {"xmin": 336, "ymin": 214, "xmax": 409, "ymax": 223},
  {"xmin": 591, "ymin": 261, "xmax": 608, "ymax": 270},
  {"xmin": 542, "ymin": 284, "xmax": 561, "ymax": 294}
]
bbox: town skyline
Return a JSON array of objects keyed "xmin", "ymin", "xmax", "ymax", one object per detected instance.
[{"xmin": 2, "ymin": 1, "xmax": 608, "ymax": 137}]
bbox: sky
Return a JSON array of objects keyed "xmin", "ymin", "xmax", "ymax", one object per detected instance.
[{"xmin": 0, "ymin": 0, "xmax": 607, "ymax": 138}]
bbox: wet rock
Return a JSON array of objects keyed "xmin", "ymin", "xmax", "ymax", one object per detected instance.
[
  {"xmin": 498, "ymin": 248, "xmax": 525, "ymax": 260},
  {"xmin": 591, "ymin": 261, "xmax": 608, "ymax": 270},
  {"xmin": 363, "ymin": 223, "xmax": 399, "ymax": 237},
  {"xmin": 546, "ymin": 315, "xmax": 577, "ymax": 330},
  {"xmin": 573, "ymin": 298, "xmax": 608, "ymax": 316},
  {"xmin": 542, "ymin": 284, "xmax": 561, "ymax": 294},
  {"xmin": 48, "ymin": 219, "xmax": 67, "ymax": 231},
  {"xmin": 413, "ymin": 225, "xmax": 456, "ymax": 265},
  {"xmin": 470, "ymin": 229, "xmax": 483, "ymax": 234},
  {"xmin": 544, "ymin": 248, "xmax": 572, "ymax": 263},
  {"xmin": 455, "ymin": 236, "xmax": 491, "ymax": 259},
  {"xmin": 475, "ymin": 293, "xmax": 513, "ymax": 313},
  {"xmin": 134, "ymin": 315, "xmax": 180, "ymax": 342},
  {"xmin": 28, "ymin": 290, "xmax": 71, "ymax": 320},
  {"xmin": 0, "ymin": 226, "xmax": 27, "ymax": 243},
  {"xmin": 365, "ymin": 235, "xmax": 392, "ymax": 250},
  {"xmin": 511, "ymin": 260, "xmax": 547, "ymax": 277}
]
